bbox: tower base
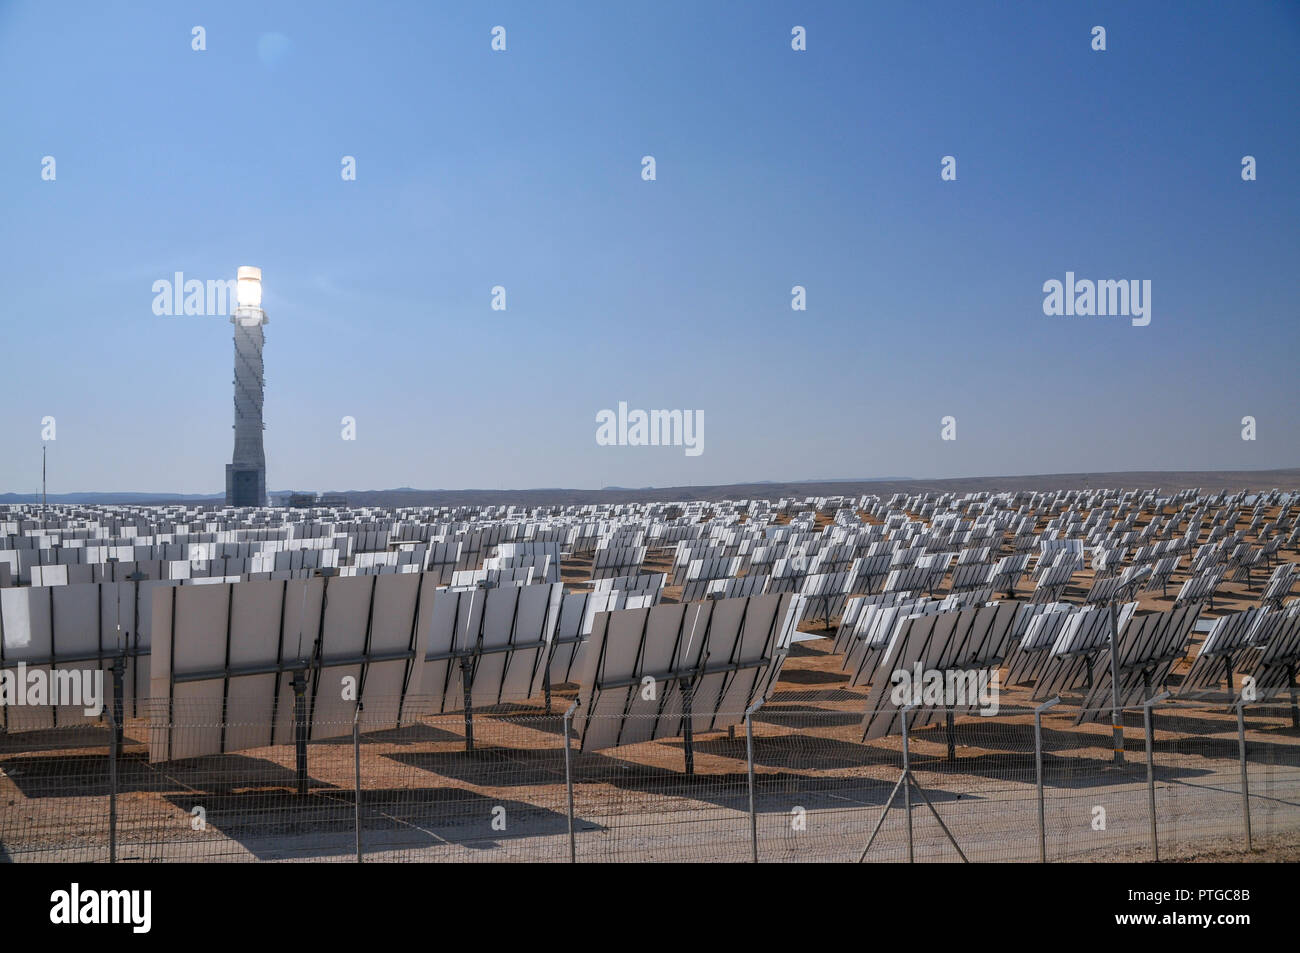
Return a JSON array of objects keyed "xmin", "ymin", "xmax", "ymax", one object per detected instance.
[{"xmin": 225, "ymin": 464, "xmax": 266, "ymax": 507}]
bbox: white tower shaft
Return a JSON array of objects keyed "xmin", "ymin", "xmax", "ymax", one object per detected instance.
[{"xmin": 225, "ymin": 267, "xmax": 268, "ymax": 506}]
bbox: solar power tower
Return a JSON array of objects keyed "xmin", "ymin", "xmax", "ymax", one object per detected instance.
[{"xmin": 225, "ymin": 266, "xmax": 269, "ymax": 506}]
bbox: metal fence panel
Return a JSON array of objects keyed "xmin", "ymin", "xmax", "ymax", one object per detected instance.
[{"xmin": 3, "ymin": 694, "xmax": 1299, "ymax": 863}]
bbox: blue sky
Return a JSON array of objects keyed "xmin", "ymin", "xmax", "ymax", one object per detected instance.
[{"xmin": 2, "ymin": 0, "xmax": 1297, "ymax": 494}]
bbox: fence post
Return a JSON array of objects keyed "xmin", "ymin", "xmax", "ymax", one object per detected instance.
[
  {"xmin": 108, "ymin": 702, "xmax": 118, "ymax": 864},
  {"xmin": 353, "ymin": 702, "xmax": 363, "ymax": 863},
  {"xmin": 563, "ymin": 700, "xmax": 579, "ymax": 863},
  {"xmin": 744, "ymin": 701, "xmax": 761, "ymax": 864},
  {"xmin": 1235, "ymin": 699, "xmax": 1252, "ymax": 851},
  {"xmin": 901, "ymin": 706, "xmax": 914, "ymax": 863},
  {"xmin": 1034, "ymin": 696, "xmax": 1060, "ymax": 863},
  {"xmin": 1108, "ymin": 600, "xmax": 1124, "ymax": 765},
  {"xmin": 1143, "ymin": 692, "xmax": 1170, "ymax": 861}
]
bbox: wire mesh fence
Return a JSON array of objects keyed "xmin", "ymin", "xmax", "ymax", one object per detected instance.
[{"xmin": 2, "ymin": 693, "xmax": 1298, "ymax": 863}]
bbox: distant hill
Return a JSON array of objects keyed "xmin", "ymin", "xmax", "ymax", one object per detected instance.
[
  {"xmin": 322, "ymin": 468, "xmax": 1300, "ymax": 506},
  {"xmin": 4, "ymin": 468, "xmax": 1298, "ymax": 508}
]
